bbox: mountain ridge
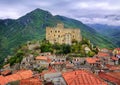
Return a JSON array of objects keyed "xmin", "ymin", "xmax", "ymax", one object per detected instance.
[
  {"xmin": 88, "ymin": 24, "xmax": 120, "ymax": 47},
  {"xmin": 0, "ymin": 8, "xmax": 116, "ymax": 64}
]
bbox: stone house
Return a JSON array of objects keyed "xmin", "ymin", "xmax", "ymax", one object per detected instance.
[
  {"xmin": 35, "ymin": 56, "xmax": 51, "ymax": 68},
  {"xmin": 20, "ymin": 55, "xmax": 35, "ymax": 70}
]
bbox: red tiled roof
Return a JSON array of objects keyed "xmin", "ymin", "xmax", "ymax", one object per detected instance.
[
  {"xmin": 106, "ymin": 64, "xmax": 120, "ymax": 70},
  {"xmin": 97, "ymin": 52, "xmax": 109, "ymax": 57},
  {"xmin": 62, "ymin": 70, "xmax": 107, "ymax": 85},
  {"xmin": 0, "ymin": 70, "xmax": 33, "ymax": 84},
  {"xmin": 86, "ymin": 58, "xmax": 100, "ymax": 64},
  {"xmin": 99, "ymin": 72, "xmax": 120, "ymax": 85},
  {"xmin": 35, "ymin": 56, "xmax": 51, "ymax": 63},
  {"xmin": 111, "ymin": 56, "xmax": 119, "ymax": 61},
  {"xmin": 20, "ymin": 77, "xmax": 42, "ymax": 85},
  {"xmin": 36, "ymin": 56, "xmax": 48, "ymax": 60},
  {"xmin": 1, "ymin": 70, "xmax": 11, "ymax": 76},
  {"xmin": 0, "ymin": 76, "xmax": 7, "ymax": 85},
  {"xmin": 106, "ymin": 64, "xmax": 112, "ymax": 68}
]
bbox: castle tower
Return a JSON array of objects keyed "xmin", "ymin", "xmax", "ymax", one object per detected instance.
[{"xmin": 46, "ymin": 23, "xmax": 82, "ymax": 45}]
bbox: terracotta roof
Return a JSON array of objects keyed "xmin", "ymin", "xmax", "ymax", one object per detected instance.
[
  {"xmin": 106, "ymin": 64, "xmax": 112, "ymax": 68},
  {"xmin": 0, "ymin": 76, "xmax": 7, "ymax": 85},
  {"xmin": 97, "ymin": 52, "xmax": 109, "ymax": 57},
  {"xmin": 36, "ymin": 56, "xmax": 48, "ymax": 60},
  {"xmin": 86, "ymin": 58, "xmax": 100, "ymax": 64},
  {"xmin": 99, "ymin": 72, "xmax": 120, "ymax": 85},
  {"xmin": 1, "ymin": 70, "xmax": 11, "ymax": 76},
  {"xmin": 111, "ymin": 56, "xmax": 119, "ymax": 61},
  {"xmin": 106, "ymin": 64, "xmax": 120, "ymax": 70},
  {"xmin": 35, "ymin": 56, "xmax": 51, "ymax": 62},
  {"xmin": 62, "ymin": 70, "xmax": 107, "ymax": 85},
  {"xmin": 20, "ymin": 77, "xmax": 42, "ymax": 85},
  {"xmin": 0, "ymin": 70, "xmax": 33, "ymax": 84}
]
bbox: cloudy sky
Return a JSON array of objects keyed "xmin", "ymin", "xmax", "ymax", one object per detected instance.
[{"xmin": 0, "ymin": 0, "xmax": 120, "ymax": 26}]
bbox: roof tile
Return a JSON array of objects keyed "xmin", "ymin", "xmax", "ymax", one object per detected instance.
[{"xmin": 62, "ymin": 70, "xmax": 107, "ymax": 85}]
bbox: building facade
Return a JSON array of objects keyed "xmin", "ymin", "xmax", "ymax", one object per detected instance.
[{"xmin": 46, "ymin": 23, "xmax": 82, "ymax": 45}]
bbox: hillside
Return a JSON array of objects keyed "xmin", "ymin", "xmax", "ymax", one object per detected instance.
[
  {"xmin": 88, "ymin": 24, "xmax": 120, "ymax": 47},
  {"xmin": 0, "ymin": 8, "xmax": 115, "ymax": 64}
]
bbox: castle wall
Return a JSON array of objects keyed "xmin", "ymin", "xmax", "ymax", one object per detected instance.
[{"xmin": 46, "ymin": 23, "xmax": 82, "ymax": 45}]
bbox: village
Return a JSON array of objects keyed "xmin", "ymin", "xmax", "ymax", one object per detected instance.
[{"xmin": 0, "ymin": 24, "xmax": 120, "ymax": 85}]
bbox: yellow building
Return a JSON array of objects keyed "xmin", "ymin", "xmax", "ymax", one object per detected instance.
[{"xmin": 46, "ymin": 23, "xmax": 82, "ymax": 45}]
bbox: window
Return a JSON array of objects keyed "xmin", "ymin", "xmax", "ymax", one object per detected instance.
[
  {"xmin": 51, "ymin": 30, "xmax": 52, "ymax": 33},
  {"xmin": 55, "ymin": 30, "xmax": 57, "ymax": 33},
  {"xmin": 58, "ymin": 35, "xmax": 60, "ymax": 37}
]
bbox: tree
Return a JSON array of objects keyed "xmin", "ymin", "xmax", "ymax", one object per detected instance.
[
  {"xmin": 87, "ymin": 51, "xmax": 95, "ymax": 57},
  {"xmin": 61, "ymin": 44, "xmax": 71, "ymax": 54},
  {"xmin": 40, "ymin": 42, "xmax": 53, "ymax": 52}
]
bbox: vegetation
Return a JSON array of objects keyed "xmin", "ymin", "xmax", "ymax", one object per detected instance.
[
  {"xmin": 0, "ymin": 8, "xmax": 115, "ymax": 64},
  {"xmin": 6, "ymin": 49, "xmax": 24, "ymax": 66},
  {"xmin": 39, "ymin": 38, "xmax": 98, "ymax": 57},
  {"xmin": 88, "ymin": 24, "xmax": 120, "ymax": 47},
  {"xmin": 2, "ymin": 37, "xmax": 99, "ymax": 68}
]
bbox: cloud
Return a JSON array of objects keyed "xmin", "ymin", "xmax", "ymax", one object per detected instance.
[
  {"xmin": 0, "ymin": 0, "xmax": 120, "ymax": 25},
  {"xmin": 78, "ymin": 17, "xmax": 120, "ymax": 26}
]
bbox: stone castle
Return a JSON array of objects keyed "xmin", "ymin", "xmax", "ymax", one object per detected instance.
[{"xmin": 46, "ymin": 23, "xmax": 82, "ymax": 45}]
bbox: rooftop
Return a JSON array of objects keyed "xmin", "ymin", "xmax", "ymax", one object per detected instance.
[
  {"xmin": 86, "ymin": 57, "xmax": 100, "ymax": 64},
  {"xmin": 111, "ymin": 56, "xmax": 119, "ymax": 61},
  {"xmin": 0, "ymin": 76, "xmax": 7, "ymax": 85},
  {"xmin": 97, "ymin": 52, "xmax": 109, "ymax": 57},
  {"xmin": 0, "ymin": 70, "xmax": 33, "ymax": 85},
  {"xmin": 35, "ymin": 56, "xmax": 51, "ymax": 62},
  {"xmin": 1, "ymin": 70, "xmax": 11, "ymax": 76},
  {"xmin": 62, "ymin": 70, "xmax": 107, "ymax": 85},
  {"xmin": 99, "ymin": 72, "xmax": 120, "ymax": 85},
  {"xmin": 20, "ymin": 77, "xmax": 42, "ymax": 85}
]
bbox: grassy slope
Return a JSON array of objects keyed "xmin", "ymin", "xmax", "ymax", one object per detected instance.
[{"xmin": 88, "ymin": 24, "xmax": 120, "ymax": 47}]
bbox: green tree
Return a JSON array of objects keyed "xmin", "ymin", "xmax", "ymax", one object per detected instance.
[
  {"xmin": 87, "ymin": 51, "xmax": 95, "ymax": 57},
  {"xmin": 40, "ymin": 42, "xmax": 53, "ymax": 52},
  {"xmin": 61, "ymin": 44, "xmax": 71, "ymax": 54}
]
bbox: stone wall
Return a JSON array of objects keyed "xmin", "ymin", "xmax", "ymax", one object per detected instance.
[{"xmin": 46, "ymin": 23, "xmax": 82, "ymax": 45}]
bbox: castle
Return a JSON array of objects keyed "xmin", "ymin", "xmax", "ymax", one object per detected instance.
[{"xmin": 46, "ymin": 23, "xmax": 82, "ymax": 45}]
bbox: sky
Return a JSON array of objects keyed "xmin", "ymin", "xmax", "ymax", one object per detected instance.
[{"xmin": 0, "ymin": 0, "xmax": 120, "ymax": 26}]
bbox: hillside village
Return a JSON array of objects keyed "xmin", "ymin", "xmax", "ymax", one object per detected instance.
[{"xmin": 0, "ymin": 24, "xmax": 120, "ymax": 85}]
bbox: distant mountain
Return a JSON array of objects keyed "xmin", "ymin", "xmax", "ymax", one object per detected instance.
[
  {"xmin": 88, "ymin": 24, "xmax": 120, "ymax": 47},
  {"xmin": 104, "ymin": 15, "xmax": 120, "ymax": 21},
  {"xmin": 0, "ymin": 8, "xmax": 115, "ymax": 64}
]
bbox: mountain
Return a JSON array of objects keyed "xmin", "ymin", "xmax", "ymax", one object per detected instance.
[
  {"xmin": 88, "ymin": 24, "xmax": 120, "ymax": 47},
  {"xmin": 104, "ymin": 15, "xmax": 120, "ymax": 21},
  {"xmin": 0, "ymin": 8, "xmax": 115, "ymax": 64}
]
